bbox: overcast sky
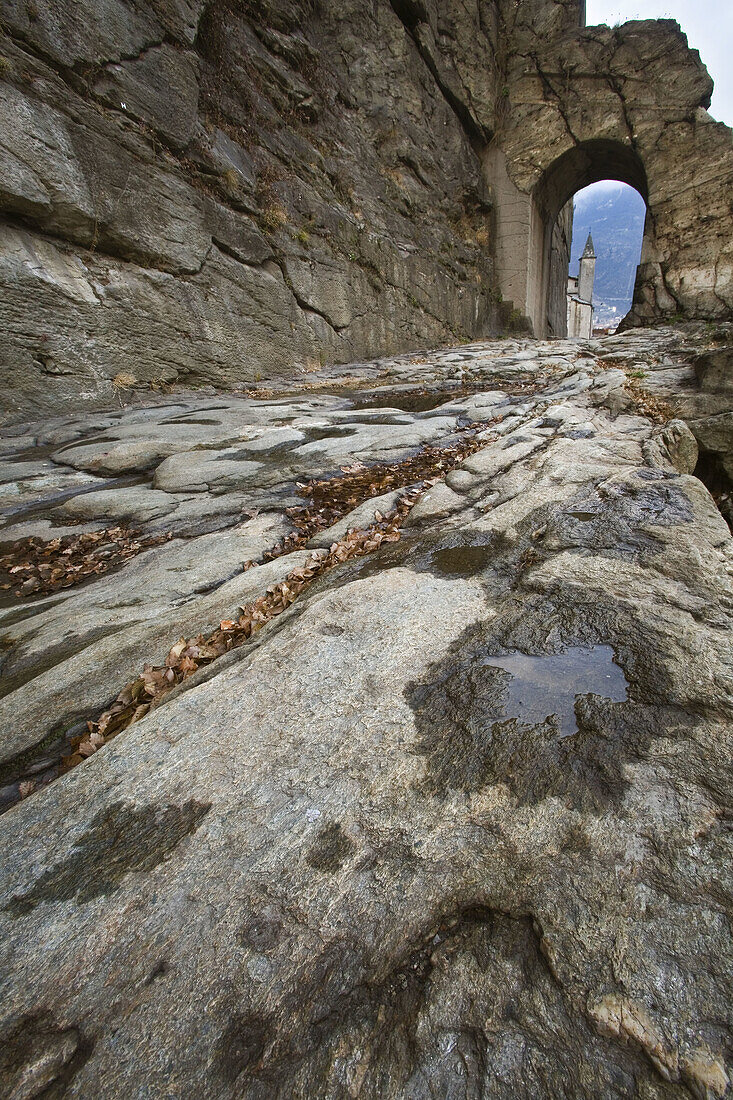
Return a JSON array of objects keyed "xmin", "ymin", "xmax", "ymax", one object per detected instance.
[{"xmin": 585, "ymin": 0, "xmax": 732, "ymax": 126}]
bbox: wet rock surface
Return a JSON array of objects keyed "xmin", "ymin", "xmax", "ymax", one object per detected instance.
[{"xmin": 0, "ymin": 327, "xmax": 731, "ymax": 1099}]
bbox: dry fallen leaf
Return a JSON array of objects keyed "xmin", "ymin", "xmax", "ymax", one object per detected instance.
[{"xmin": 167, "ymin": 640, "xmax": 187, "ymax": 666}]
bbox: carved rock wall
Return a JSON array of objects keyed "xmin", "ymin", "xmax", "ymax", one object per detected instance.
[
  {"xmin": 0, "ymin": 0, "xmax": 731, "ymax": 415},
  {"xmin": 0, "ymin": 0, "xmax": 498, "ymax": 418}
]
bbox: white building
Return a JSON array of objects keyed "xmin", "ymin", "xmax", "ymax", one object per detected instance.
[{"xmin": 566, "ymin": 232, "xmax": 596, "ymax": 339}]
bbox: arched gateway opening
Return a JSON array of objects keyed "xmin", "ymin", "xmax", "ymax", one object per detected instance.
[{"xmin": 532, "ymin": 140, "xmax": 649, "ymax": 338}]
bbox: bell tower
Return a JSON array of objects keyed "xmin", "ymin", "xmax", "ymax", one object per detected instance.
[{"xmin": 577, "ymin": 232, "xmax": 596, "ymax": 304}]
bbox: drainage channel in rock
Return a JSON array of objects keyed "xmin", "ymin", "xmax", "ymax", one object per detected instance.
[
  {"xmin": 0, "ymin": 471, "xmax": 150, "ymax": 527},
  {"xmin": 3, "ymin": 422, "xmax": 501, "ymax": 814},
  {"xmin": 0, "ymin": 525, "xmax": 172, "ymax": 602}
]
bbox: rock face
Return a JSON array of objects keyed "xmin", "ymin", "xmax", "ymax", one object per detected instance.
[
  {"xmin": 0, "ymin": 0, "xmax": 496, "ymax": 420},
  {"xmin": 1, "ymin": 0, "xmax": 731, "ymax": 416},
  {"xmin": 0, "ymin": 327, "xmax": 731, "ymax": 1098}
]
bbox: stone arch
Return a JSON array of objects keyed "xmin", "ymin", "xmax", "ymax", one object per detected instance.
[
  {"xmin": 533, "ymin": 140, "xmax": 650, "ymax": 337},
  {"xmin": 484, "ymin": 16, "xmax": 733, "ymax": 337}
]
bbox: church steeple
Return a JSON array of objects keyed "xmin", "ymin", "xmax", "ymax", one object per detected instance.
[{"xmin": 577, "ymin": 232, "xmax": 596, "ymax": 305}]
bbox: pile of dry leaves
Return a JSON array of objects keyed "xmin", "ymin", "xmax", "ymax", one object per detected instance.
[
  {"xmin": 0, "ymin": 527, "xmax": 172, "ymax": 598},
  {"xmin": 624, "ymin": 378, "xmax": 674, "ymax": 424},
  {"xmin": 64, "ymin": 493, "xmax": 419, "ymax": 767},
  {"xmin": 21, "ymin": 425, "xmax": 499, "ymax": 787},
  {"xmin": 59, "ymin": 428, "xmax": 500, "ymax": 770},
  {"xmin": 263, "ymin": 422, "xmax": 498, "ymax": 560}
]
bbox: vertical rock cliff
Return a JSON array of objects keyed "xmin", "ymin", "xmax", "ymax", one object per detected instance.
[
  {"xmin": 0, "ymin": 0, "xmax": 499, "ymax": 416},
  {"xmin": 0, "ymin": 0, "xmax": 731, "ymax": 416}
]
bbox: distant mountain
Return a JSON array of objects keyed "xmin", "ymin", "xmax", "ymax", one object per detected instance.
[{"xmin": 570, "ymin": 183, "xmax": 646, "ymax": 325}]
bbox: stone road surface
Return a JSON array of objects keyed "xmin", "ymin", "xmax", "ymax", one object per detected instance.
[{"xmin": 0, "ymin": 326, "xmax": 731, "ymax": 1099}]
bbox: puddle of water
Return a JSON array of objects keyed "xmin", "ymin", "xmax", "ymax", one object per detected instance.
[
  {"xmin": 1, "ymin": 441, "xmax": 60, "ymax": 465},
  {"xmin": 480, "ymin": 645, "xmax": 628, "ymax": 738},
  {"xmin": 52, "ymin": 434, "xmax": 124, "ymax": 456},
  {"xmin": 160, "ymin": 418, "xmax": 223, "ymax": 426},
  {"xmin": 431, "ymin": 545, "xmax": 496, "ymax": 577},
  {"xmin": 350, "ymin": 390, "xmax": 457, "ymax": 413},
  {"xmin": 4, "ymin": 430, "xmax": 126, "ymax": 464},
  {"xmin": 159, "ymin": 405, "xmax": 231, "ymax": 419},
  {"xmin": 304, "ymin": 426, "xmax": 360, "ymax": 441}
]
